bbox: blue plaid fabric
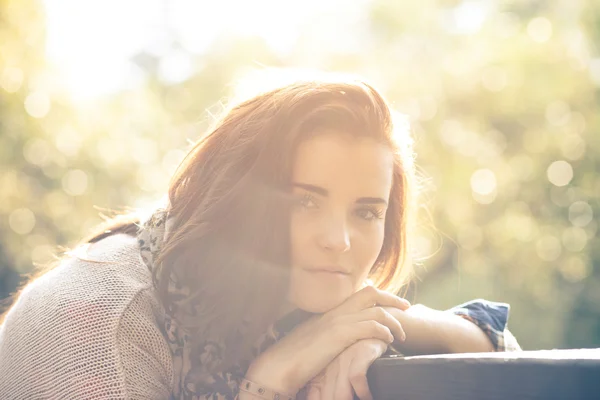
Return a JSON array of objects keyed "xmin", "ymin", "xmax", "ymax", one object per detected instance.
[{"xmin": 448, "ymin": 299, "xmax": 521, "ymax": 351}]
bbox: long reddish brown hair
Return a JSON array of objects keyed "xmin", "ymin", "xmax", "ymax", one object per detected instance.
[{"xmin": 2, "ymin": 74, "xmax": 417, "ymax": 369}]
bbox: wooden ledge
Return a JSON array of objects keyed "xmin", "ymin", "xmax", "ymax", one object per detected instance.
[{"xmin": 366, "ymin": 349, "xmax": 600, "ymax": 400}]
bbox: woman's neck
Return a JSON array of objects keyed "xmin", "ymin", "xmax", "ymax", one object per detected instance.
[{"xmin": 276, "ymin": 300, "xmax": 298, "ymax": 319}]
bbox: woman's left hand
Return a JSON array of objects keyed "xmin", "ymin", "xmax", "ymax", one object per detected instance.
[{"xmin": 298, "ymin": 338, "xmax": 388, "ymax": 400}]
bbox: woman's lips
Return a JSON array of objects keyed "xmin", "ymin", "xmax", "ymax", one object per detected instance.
[{"xmin": 303, "ymin": 268, "xmax": 350, "ymax": 278}]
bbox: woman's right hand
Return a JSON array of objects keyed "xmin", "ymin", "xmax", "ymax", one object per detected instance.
[{"xmin": 244, "ymin": 286, "xmax": 410, "ymax": 397}]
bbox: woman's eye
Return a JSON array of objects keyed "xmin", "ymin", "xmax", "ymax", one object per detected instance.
[
  {"xmin": 355, "ymin": 208, "xmax": 384, "ymax": 221},
  {"xmin": 297, "ymin": 194, "xmax": 318, "ymax": 210}
]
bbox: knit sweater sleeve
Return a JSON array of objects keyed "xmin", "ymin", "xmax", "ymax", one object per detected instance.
[
  {"xmin": 117, "ymin": 286, "xmax": 174, "ymax": 399},
  {"xmin": 0, "ymin": 234, "xmax": 174, "ymax": 399}
]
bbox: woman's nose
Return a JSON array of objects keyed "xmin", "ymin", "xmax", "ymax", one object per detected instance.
[{"xmin": 316, "ymin": 215, "xmax": 351, "ymax": 253}]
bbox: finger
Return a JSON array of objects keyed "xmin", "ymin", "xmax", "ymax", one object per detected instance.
[
  {"xmin": 334, "ymin": 355, "xmax": 355, "ymax": 400},
  {"xmin": 353, "ymin": 338, "xmax": 389, "ymax": 358},
  {"xmin": 349, "ymin": 371, "xmax": 372, "ymax": 400},
  {"xmin": 344, "ymin": 320, "xmax": 395, "ymax": 346},
  {"xmin": 337, "ymin": 307, "xmax": 406, "ymax": 343},
  {"xmin": 321, "ymin": 361, "xmax": 338, "ymax": 400},
  {"xmin": 348, "ymin": 361, "xmax": 373, "ymax": 400},
  {"xmin": 312, "ymin": 319, "xmax": 392, "ymax": 365},
  {"xmin": 330, "ymin": 286, "xmax": 410, "ymax": 317},
  {"xmin": 371, "ymin": 339, "xmax": 390, "ymax": 357},
  {"xmin": 348, "ymin": 341, "xmax": 386, "ymax": 400},
  {"xmin": 305, "ymin": 383, "xmax": 321, "ymax": 400}
]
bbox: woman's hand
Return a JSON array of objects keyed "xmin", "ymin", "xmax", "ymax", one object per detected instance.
[
  {"xmin": 244, "ymin": 286, "xmax": 410, "ymax": 397},
  {"xmin": 299, "ymin": 338, "xmax": 388, "ymax": 400}
]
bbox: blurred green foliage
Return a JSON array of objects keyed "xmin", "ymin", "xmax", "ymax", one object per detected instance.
[{"xmin": 0, "ymin": 0, "xmax": 598, "ymax": 350}]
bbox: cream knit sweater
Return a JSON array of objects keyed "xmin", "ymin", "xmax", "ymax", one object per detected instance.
[{"xmin": 0, "ymin": 234, "xmax": 174, "ymax": 399}]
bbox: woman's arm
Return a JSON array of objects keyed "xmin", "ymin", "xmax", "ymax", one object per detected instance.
[
  {"xmin": 384, "ymin": 299, "xmax": 520, "ymax": 355},
  {"xmin": 384, "ymin": 304, "xmax": 494, "ymax": 355}
]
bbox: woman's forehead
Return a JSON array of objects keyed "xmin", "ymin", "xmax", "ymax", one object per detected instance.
[{"xmin": 292, "ymin": 131, "xmax": 393, "ymax": 197}]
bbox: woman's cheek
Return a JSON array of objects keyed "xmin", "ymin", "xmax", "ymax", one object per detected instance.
[
  {"xmin": 290, "ymin": 213, "xmax": 312, "ymax": 258},
  {"xmin": 353, "ymin": 223, "xmax": 386, "ymax": 287}
]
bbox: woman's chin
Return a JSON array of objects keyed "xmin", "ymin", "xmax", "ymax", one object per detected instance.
[
  {"xmin": 287, "ymin": 276, "xmax": 358, "ymax": 314},
  {"xmin": 290, "ymin": 293, "xmax": 348, "ymax": 314}
]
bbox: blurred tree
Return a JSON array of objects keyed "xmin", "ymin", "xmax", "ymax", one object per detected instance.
[
  {"xmin": 363, "ymin": 0, "xmax": 599, "ymax": 350},
  {"xmin": 0, "ymin": 0, "xmax": 598, "ymax": 351},
  {"xmin": 0, "ymin": 0, "xmax": 48, "ymax": 300}
]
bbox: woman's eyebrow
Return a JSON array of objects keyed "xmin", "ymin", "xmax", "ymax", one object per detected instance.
[
  {"xmin": 355, "ymin": 197, "xmax": 388, "ymax": 206},
  {"xmin": 291, "ymin": 182, "xmax": 328, "ymax": 196},
  {"xmin": 291, "ymin": 182, "xmax": 388, "ymax": 205}
]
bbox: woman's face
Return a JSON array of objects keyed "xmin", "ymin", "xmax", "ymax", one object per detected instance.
[{"xmin": 287, "ymin": 131, "xmax": 393, "ymax": 313}]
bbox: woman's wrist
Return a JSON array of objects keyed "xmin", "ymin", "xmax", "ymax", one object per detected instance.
[
  {"xmin": 442, "ymin": 313, "xmax": 495, "ymax": 353},
  {"xmin": 244, "ymin": 358, "xmax": 299, "ymax": 398},
  {"xmin": 238, "ymin": 377, "xmax": 295, "ymax": 400}
]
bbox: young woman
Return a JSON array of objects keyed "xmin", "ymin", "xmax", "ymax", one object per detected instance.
[{"xmin": 0, "ymin": 74, "xmax": 519, "ymax": 400}]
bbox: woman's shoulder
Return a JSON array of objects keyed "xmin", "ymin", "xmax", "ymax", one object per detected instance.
[
  {"xmin": 2, "ymin": 233, "xmax": 158, "ymax": 331},
  {"xmin": 50, "ymin": 232, "xmax": 151, "ymax": 290},
  {"xmin": 0, "ymin": 233, "xmax": 172, "ymax": 398}
]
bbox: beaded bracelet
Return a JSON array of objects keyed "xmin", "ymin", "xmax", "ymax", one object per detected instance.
[{"xmin": 239, "ymin": 378, "xmax": 295, "ymax": 400}]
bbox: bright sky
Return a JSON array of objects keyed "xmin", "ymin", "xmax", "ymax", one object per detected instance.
[{"xmin": 43, "ymin": 0, "xmax": 368, "ymax": 100}]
